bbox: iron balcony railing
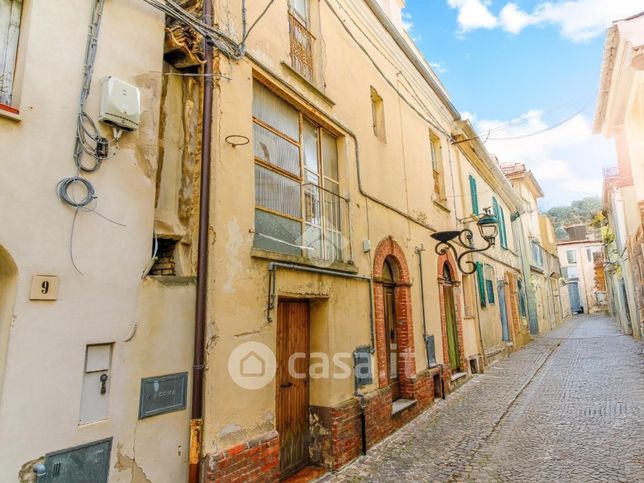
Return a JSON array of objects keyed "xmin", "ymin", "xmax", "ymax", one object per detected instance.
[
  {"xmin": 303, "ymin": 183, "xmax": 352, "ymax": 264},
  {"xmin": 288, "ymin": 12, "xmax": 315, "ymax": 81},
  {"xmin": 603, "ymin": 166, "xmax": 619, "ymax": 178}
]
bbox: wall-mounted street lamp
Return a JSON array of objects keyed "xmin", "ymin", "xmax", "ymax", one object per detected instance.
[{"xmin": 430, "ymin": 208, "xmax": 498, "ymax": 275}]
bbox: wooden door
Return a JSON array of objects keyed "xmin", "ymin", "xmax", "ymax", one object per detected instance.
[
  {"xmin": 444, "ymin": 285, "xmax": 460, "ymax": 371},
  {"xmin": 276, "ymin": 301, "xmax": 310, "ymax": 479},
  {"xmin": 384, "ymin": 286, "xmax": 400, "ymax": 400}
]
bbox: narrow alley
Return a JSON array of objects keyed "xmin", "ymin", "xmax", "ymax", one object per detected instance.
[{"xmin": 332, "ymin": 315, "xmax": 644, "ymax": 482}]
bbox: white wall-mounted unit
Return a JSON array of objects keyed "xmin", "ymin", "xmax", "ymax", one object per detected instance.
[{"xmin": 98, "ymin": 76, "xmax": 141, "ymax": 131}]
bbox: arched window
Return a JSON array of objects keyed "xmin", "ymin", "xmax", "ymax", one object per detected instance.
[
  {"xmin": 443, "ymin": 263, "xmax": 453, "ymax": 283},
  {"xmin": 382, "ymin": 257, "xmax": 397, "ymax": 284}
]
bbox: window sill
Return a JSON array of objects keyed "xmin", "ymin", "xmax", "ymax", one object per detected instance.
[
  {"xmin": 391, "ymin": 398, "xmax": 416, "ymax": 416},
  {"xmin": 0, "ymin": 103, "xmax": 21, "ymax": 121},
  {"xmin": 251, "ymin": 247, "xmax": 358, "ymax": 274},
  {"xmin": 280, "ymin": 61, "xmax": 335, "ymax": 107},
  {"xmin": 433, "ymin": 199, "xmax": 451, "ymax": 213}
]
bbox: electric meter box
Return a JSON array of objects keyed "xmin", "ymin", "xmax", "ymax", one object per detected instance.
[{"xmin": 98, "ymin": 76, "xmax": 141, "ymax": 131}]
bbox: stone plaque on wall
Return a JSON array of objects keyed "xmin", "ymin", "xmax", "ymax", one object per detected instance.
[{"xmin": 139, "ymin": 372, "xmax": 188, "ymax": 419}]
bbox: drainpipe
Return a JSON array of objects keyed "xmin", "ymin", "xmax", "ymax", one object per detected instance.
[
  {"xmin": 189, "ymin": 0, "xmax": 214, "ymax": 481},
  {"xmin": 414, "ymin": 245, "xmax": 429, "ymax": 363}
]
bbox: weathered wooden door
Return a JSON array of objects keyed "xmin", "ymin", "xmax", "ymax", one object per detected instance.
[
  {"xmin": 444, "ymin": 285, "xmax": 460, "ymax": 371},
  {"xmin": 384, "ymin": 286, "xmax": 400, "ymax": 400},
  {"xmin": 276, "ymin": 301, "xmax": 310, "ymax": 479}
]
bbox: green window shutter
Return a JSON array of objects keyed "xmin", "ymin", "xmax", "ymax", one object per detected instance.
[
  {"xmin": 493, "ymin": 197, "xmax": 508, "ymax": 249},
  {"xmin": 500, "ymin": 207, "xmax": 508, "ymax": 249},
  {"xmin": 469, "ymin": 175, "xmax": 479, "ymax": 215},
  {"xmin": 476, "ymin": 261, "xmax": 486, "ymax": 307}
]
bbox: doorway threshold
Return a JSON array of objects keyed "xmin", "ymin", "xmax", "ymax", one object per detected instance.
[
  {"xmin": 451, "ymin": 372, "xmax": 467, "ymax": 382},
  {"xmin": 283, "ymin": 466, "xmax": 328, "ymax": 483},
  {"xmin": 392, "ymin": 398, "xmax": 417, "ymax": 415}
]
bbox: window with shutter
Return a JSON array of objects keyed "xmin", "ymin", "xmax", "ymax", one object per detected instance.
[
  {"xmin": 469, "ymin": 175, "xmax": 478, "ymax": 215},
  {"xmin": 0, "ymin": 0, "xmax": 23, "ymax": 107}
]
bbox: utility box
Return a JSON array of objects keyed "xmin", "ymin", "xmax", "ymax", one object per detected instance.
[
  {"xmin": 38, "ymin": 438, "xmax": 112, "ymax": 483},
  {"xmin": 98, "ymin": 76, "xmax": 141, "ymax": 131},
  {"xmin": 79, "ymin": 344, "xmax": 112, "ymax": 425},
  {"xmin": 353, "ymin": 346, "xmax": 373, "ymax": 387}
]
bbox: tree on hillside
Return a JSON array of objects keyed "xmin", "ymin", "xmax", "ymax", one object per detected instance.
[{"xmin": 545, "ymin": 196, "xmax": 602, "ymax": 240}]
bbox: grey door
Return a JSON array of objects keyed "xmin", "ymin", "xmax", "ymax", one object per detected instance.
[
  {"xmin": 39, "ymin": 438, "xmax": 111, "ymax": 483},
  {"xmin": 568, "ymin": 281, "xmax": 581, "ymax": 313},
  {"xmin": 498, "ymin": 281, "xmax": 510, "ymax": 342}
]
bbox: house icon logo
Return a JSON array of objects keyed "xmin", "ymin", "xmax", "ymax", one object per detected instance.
[
  {"xmin": 228, "ymin": 342, "xmax": 276, "ymax": 390},
  {"xmin": 240, "ymin": 351, "xmax": 265, "ymax": 377}
]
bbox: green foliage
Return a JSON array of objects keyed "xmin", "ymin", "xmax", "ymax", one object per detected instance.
[{"xmin": 545, "ymin": 196, "xmax": 603, "ymax": 240}]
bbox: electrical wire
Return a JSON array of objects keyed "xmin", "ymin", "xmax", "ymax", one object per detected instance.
[
  {"xmin": 242, "ymin": 0, "xmax": 275, "ymax": 44},
  {"xmin": 142, "ymin": 0, "xmax": 243, "ymax": 58},
  {"xmin": 56, "ymin": 177, "xmax": 96, "ymax": 208},
  {"xmin": 486, "ymin": 105, "xmax": 590, "ymax": 141},
  {"xmin": 322, "ymin": 0, "xmax": 449, "ymax": 136}
]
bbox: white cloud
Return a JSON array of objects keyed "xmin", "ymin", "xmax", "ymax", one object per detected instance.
[
  {"xmin": 499, "ymin": 3, "xmax": 537, "ymax": 34},
  {"xmin": 402, "ymin": 10, "xmax": 422, "ymax": 41},
  {"xmin": 447, "ymin": 0, "xmax": 643, "ymax": 42},
  {"xmin": 447, "ymin": 0, "xmax": 498, "ymax": 32},
  {"xmin": 429, "ymin": 61, "xmax": 447, "ymax": 73},
  {"xmin": 468, "ymin": 109, "xmax": 613, "ymax": 203}
]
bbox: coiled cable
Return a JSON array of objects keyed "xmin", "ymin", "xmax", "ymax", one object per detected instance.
[{"xmin": 56, "ymin": 176, "xmax": 96, "ymax": 208}]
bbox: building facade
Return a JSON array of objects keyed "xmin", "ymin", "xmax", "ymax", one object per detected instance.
[
  {"xmin": 595, "ymin": 11, "xmax": 644, "ymax": 339},
  {"xmin": 0, "ymin": 0, "xmax": 568, "ymax": 481},
  {"xmin": 502, "ymin": 163, "xmax": 569, "ymax": 336},
  {"xmin": 557, "ymin": 225, "xmax": 607, "ymax": 316}
]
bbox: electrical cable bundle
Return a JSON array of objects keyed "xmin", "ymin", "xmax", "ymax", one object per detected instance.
[{"xmin": 142, "ymin": 0, "xmax": 245, "ymax": 59}]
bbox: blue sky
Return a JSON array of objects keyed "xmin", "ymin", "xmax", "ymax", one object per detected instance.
[{"xmin": 402, "ymin": 0, "xmax": 642, "ymax": 208}]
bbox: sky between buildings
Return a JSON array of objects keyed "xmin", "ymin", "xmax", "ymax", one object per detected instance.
[{"xmin": 403, "ymin": 0, "xmax": 642, "ymax": 208}]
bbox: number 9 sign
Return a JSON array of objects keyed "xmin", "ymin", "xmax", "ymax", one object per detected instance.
[{"xmin": 30, "ymin": 275, "xmax": 59, "ymax": 301}]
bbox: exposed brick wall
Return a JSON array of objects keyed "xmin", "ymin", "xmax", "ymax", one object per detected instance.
[
  {"xmin": 372, "ymin": 236, "xmax": 416, "ymax": 395},
  {"xmin": 149, "ymin": 238, "xmax": 177, "ymax": 276},
  {"xmin": 204, "ymin": 431, "xmax": 279, "ymax": 483},
  {"xmin": 330, "ymin": 400, "xmax": 362, "ymax": 469},
  {"xmin": 304, "ymin": 369, "xmax": 441, "ymax": 473}
]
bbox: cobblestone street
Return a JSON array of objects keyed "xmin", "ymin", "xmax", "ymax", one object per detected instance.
[{"xmin": 332, "ymin": 315, "xmax": 644, "ymax": 482}]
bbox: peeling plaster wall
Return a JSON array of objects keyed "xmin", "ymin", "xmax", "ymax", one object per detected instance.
[
  {"xmin": 198, "ymin": 0, "xmax": 522, "ymax": 456},
  {"xmin": 0, "ymin": 1, "xmax": 195, "ymax": 481}
]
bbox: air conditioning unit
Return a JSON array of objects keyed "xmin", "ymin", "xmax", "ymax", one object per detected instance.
[{"xmin": 99, "ymin": 76, "xmax": 141, "ymax": 131}]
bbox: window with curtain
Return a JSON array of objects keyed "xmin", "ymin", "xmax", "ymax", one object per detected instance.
[
  {"xmin": 469, "ymin": 175, "xmax": 479, "ymax": 215},
  {"xmin": 252, "ymin": 82, "xmax": 345, "ymax": 263},
  {"xmin": 566, "ymin": 249, "xmax": 577, "ymax": 264},
  {"xmin": 0, "ymin": 0, "xmax": 23, "ymax": 107}
]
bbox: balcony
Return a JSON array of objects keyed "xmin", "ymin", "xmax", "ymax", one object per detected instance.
[
  {"xmin": 602, "ymin": 166, "xmax": 619, "ymax": 179},
  {"xmin": 288, "ymin": 12, "xmax": 315, "ymax": 81}
]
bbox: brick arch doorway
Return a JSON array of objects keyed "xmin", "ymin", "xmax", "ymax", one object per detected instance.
[
  {"xmin": 373, "ymin": 237, "xmax": 416, "ymax": 401},
  {"xmin": 438, "ymin": 253, "xmax": 465, "ymax": 376}
]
